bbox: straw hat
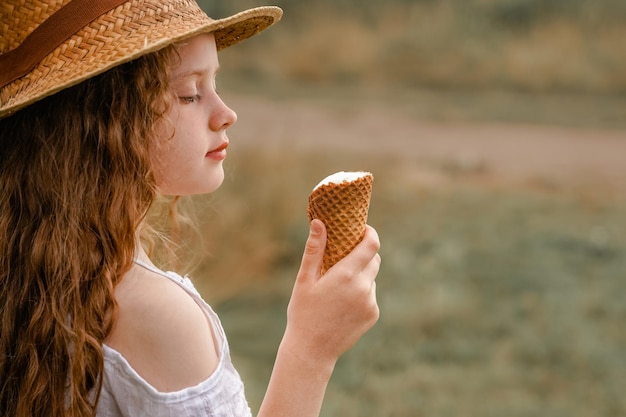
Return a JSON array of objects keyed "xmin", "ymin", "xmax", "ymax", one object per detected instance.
[{"xmin": 0, "ymin": 0, "xmax": 282, "ymax": 119}]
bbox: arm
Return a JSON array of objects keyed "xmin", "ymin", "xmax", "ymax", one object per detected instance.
[{"xmin": 257, "ymin": 219, "xmax": 381, "ymax": 417}]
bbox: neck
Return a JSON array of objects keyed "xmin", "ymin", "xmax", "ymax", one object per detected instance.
[{"xmin": 134, "ymin": 240, "xmax": 154, "ymax": 266}]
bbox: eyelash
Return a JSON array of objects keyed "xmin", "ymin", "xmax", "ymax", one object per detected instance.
[{"xmin": 179, "ymin": 94, "xmax": 202, "ymax": 104}]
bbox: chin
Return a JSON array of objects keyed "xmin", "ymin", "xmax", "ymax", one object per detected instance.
[
  {"xmin": 194, "ymin": 170, "xmax": 225, "ymax": 195},
  {"xmin": 205, "ymin": 170, "xmax": 225, "ymax": 193},
  {"xmin": 201, "ymin": 181, "xmax": 223, "ymax": 194}
]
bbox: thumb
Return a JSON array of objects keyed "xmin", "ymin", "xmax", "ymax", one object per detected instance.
[{"xmin": 297, "ymin": 219, "xmax": 327, "ymax": 281}]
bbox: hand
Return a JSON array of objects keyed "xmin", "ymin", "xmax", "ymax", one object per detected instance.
[{"xmin": 283, "ymin": 219, "xmax": 381, "ymax": 366}]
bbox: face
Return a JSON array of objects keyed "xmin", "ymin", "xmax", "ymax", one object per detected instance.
[{"xmin": 152, "ymin": 33, "xmax": 237, "ymax": 196}]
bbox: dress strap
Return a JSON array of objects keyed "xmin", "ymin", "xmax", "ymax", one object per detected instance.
[
  {"xmin": 131, "ymin": 258, "xmax": 227, "ymax": 354},
  {"xmin": 132, "ymin": 258, "xmax": 191, "ymax": 287},
  {"xmin": 133, "ymin": 258, "xmax": 166, "ymax": 276}
]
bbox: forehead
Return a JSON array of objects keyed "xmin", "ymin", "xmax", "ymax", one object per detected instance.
[{"xmin": 170, "ymin": 33, "xmax": 218, "ymax": 79}]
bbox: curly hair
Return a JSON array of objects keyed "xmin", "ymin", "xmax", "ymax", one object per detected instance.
[{"xmin": 0, "ymin": 46, "xmax": 176, "ymax": 417}]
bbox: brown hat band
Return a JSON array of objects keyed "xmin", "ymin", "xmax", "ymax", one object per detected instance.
[{"xmin": 0, "ymin": 0, "xmax": 127, "ymax": 89}]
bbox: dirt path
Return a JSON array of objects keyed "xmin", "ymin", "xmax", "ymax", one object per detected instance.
[{"xmin": 228, "ymin": 95, "xmax": 626, "ymax": 192}]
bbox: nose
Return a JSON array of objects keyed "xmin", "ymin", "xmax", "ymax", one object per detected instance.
[{"xmin": 209, "ymin": 95, "xmax": 237, "ymax": 131}]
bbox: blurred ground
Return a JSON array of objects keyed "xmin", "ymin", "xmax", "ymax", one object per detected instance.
[{"xmin": 227, "ymin": 94, "xmax": 626, "ymax": 193}]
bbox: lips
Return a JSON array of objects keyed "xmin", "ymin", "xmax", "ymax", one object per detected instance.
[{"xmin": 206, "ymin": 142, "xmax": 228, "ymax": 160}]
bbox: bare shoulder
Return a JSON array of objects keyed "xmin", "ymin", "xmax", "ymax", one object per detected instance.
[{"xmin": 105, "ymin": 264, "xmax": 219, "ymax": 392}]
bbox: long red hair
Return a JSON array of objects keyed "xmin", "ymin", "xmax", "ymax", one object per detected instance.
[{"xmin": 0, "ymin": 46, "xmax": 175, "ymax": 417}]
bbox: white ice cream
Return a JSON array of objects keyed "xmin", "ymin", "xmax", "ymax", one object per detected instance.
[{"xmin": 313, "ymin": 171, "xmax": 371, "ymax": 190}]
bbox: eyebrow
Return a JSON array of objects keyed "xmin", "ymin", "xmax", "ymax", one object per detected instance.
[{"xmin": 171, "ymin": 66, "xmax": 220, "ymax": 81}]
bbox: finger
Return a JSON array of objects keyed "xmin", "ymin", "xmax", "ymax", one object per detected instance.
[
  {"xmin": 297, "ymin": 219, "xmax": 327, "ymax": 282},
  {"xmin": 369, "ymin": 281, "xmax": 380, "ymax": 321},
  {"xmin": 362, "ymin": 253, "xmax": 382, "ymax": 284},
  {"xmin": 339, "ymin": 225, "xmax": 381, "ymax": 270},
  {"xmin": 362, "ymin": 225, "xmax": 381, "ymax": 253}
]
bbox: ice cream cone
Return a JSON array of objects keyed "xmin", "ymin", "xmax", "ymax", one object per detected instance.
[{"xmin": 307, "ymin": 171, "xmax": 374, "ymax": 274}]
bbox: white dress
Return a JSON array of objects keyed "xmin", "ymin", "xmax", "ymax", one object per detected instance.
[{"xmin": 96, "ymin": 260, "xmax": 252, "ymax": 417}]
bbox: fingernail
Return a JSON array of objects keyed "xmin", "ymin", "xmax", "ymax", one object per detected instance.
[{"xmin": 310, "ymin": 219, "xmax": 322, "ymax": 236}]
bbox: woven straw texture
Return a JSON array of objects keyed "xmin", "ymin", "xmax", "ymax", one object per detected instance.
[
  {"xmin": 307, "ymin": 173, "xmax": 373, "ymax": 274},
  {"xmin": 0, "ymin": 0, "xmax": 281, "ymax": 118}
]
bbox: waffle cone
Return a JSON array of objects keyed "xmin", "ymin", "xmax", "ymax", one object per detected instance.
[{"xmin": 307, "ymin": 172, "xmax": 373, "ymax": 274}]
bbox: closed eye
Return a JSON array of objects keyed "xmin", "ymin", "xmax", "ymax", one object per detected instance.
[{"xmin": 179, "ymin": 94, "xmax": 201, "ymax": 104}]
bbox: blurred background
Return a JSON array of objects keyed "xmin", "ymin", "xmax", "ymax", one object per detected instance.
[{"xmin": 188, "ymin": 1, "xmax": 625, "ymax": 416}]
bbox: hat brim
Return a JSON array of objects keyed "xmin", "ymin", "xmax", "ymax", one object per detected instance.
[{"xmin": 0, "ymin": 3, "xmax": 282, "ymax": 118}]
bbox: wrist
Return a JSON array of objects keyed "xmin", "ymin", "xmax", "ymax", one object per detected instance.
[
  {"xmin": 277, "ymin": 331, "xmax": 337, "ymax": 380},
  {"xmin": 258, "ymin": 332, "xmax": 337, "ymax": 417}
]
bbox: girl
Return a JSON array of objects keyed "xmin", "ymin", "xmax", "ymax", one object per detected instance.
[{"xmin": 0, "ymin": 1, "xmax": 381, "ymax": 417}]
